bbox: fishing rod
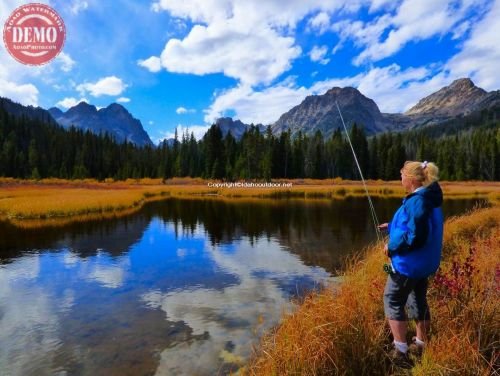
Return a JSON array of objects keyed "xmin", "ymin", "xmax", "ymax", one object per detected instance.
[{"xmin": 335, "ymin": 101, "xmax": 382, "ymax": 242}]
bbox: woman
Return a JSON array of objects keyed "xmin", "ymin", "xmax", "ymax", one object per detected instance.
[{"xmin": 378, "ymin": 161, "xmax": 444, "ymax": 368}]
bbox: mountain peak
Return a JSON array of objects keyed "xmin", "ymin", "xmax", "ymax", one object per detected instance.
[
  {"xmin": 49, "ymin": 102, "xmax": 153, "ymax": 147},
  {"xmin": 66, "ymin": 101, "xmax": 97, "ymax": 116},
  {"xmin": 405, "ymin": 77, "xmax": 487, "ymax": 116},
  {"xmin": 325, "ymin": 86, "xmax": 358, "ymax": 96},
  {"xmin": 103, "ymin": 103, "xmax": 127, "ymax": 113},
  {"xmin": 271, "ymin": 85, "xmax": 387, "ymax": 137},
  {"xmin": 449, "ymin": 77, "xmax": 475, "ymax": 89},
  {"xmin": 214, "ymin": 117, "xmax": 265, "ymax": 139}
]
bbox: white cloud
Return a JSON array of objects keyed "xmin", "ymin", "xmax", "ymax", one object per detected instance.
[
  {"xmin": 0, "ymin": 79, "xmax": 39, "ymax": 106},
  {"xmin": 446, "ymin": 0, "xmax": 500, "ymax": 91},
  {"xmin": 309, "ymin": 45, "xmax": 330, "ymax": 65},
  {"xmin": 155, "ymin": 124, "xmax": 211, "ymax": 143},
  {"xmin": 56, "ymin": 52, "xmax": 76, "ymax": 73},
  {"xmin": 69, "ymin": 0, "xmax": 89, "ymax": 15},
  {"xmin": 355, "ymin": 65, "xmax": 449, "ymax": 113},
  {"xmin": 138, "ymin": 56, "xmax": 162, "ymax": 73},
  {"xmin": 307, "ymin": 12, "xmax": 331, "ymax": 34},
  {"xmin": 147, "ymin": 0, "xmax": 355, "ymax": 86},
  {"xmin": 204, "ymin": 83, "xmax": 310, "ymax": 125},
  {"xmin": 117, "ymin": 97, "xmax": 131, "ymax": 103},
  {"xmin": 76, "ymin": 76, "xmax": 127, "ymax": 97},
  {"xmin": 159, "ymin": 22, "xmax": 301, "ymax": 86},
  {"xmin": 368, "ymin": 0, "xmax": 399, "ymax": 13},
  {"xmin": 56, "ymin": 97, "xmax": 88, "ymax": 109},
  {"xmin": 176, "ymin": 107, "xmax": 196, "ymax": 114},
  {"xmin": 353, "ymin": 0, "xmax": 487, "ymax": 65},
  {"xmin": 451, "ymin": 21, "xmax": 471, "ymax": 40}
]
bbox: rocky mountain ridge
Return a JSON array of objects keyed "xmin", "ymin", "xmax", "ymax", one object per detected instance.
[
  {"xmin": 48, "ymin": 102, "xmax": 153, "ymax": 147},
  {"xmin": 268, "ymin": 78, "xmax": 500, "ymax": 137},
  {"xmin": 271, "ymin": 86, "xmax": 390, "ymax": 138}
]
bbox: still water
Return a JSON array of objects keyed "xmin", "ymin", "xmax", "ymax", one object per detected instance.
[{"xmin": 0, "ymin": 197, "xmax": 483, "ymax": 375}]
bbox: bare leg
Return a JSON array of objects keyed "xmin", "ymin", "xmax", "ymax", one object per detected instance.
[
  {"xmin": 415, "ymin": 320, "xmax": 430, "ymax": 342},
  {"xmin": 388, "ymin": 319, "xmax": 407, "ymax": 342}
]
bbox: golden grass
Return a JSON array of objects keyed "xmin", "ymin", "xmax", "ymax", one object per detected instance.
[
  {"xmin": 0, "ymin": 178, "xmax": 499, "ymax": 228},
  {"xmin": 245, "ymin": 205, "xmax": 500, "ymax": 375}
]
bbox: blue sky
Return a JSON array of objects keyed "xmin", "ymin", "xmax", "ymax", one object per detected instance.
[{"xmin": 1, "ymin": 0, "xmax": 499, "ymax": 144}]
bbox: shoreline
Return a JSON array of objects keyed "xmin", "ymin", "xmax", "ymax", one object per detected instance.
[
  {"xmin": 0, "ymin": 178, "xmax": 499, "ymax": 228},
  {"xmin": 245, "ymin": 204, "xmax": 500, "ymax": 375}
]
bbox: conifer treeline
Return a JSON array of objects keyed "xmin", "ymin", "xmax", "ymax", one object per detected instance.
[{"xmin": 0, "ymin": 104, "xmax": 498, "ymax": 181}]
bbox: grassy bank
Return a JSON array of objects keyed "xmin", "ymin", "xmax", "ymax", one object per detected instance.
[
  {"xmin": 246, "ymin": 205, "xmax": 499, "ymax": 375},
  {"xmin": 0, "ymin": 177, "xmax": 499, "ymax": 228}
]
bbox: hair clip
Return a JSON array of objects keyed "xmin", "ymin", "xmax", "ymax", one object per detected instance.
[{"xmin": 421, "ymin": 161, "xmax": 428, "ymax": 169}]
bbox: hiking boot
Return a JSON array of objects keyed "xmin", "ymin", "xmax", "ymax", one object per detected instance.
[
  {"xmin": 388, "ymin": 348, "xmax": 414, "ymax": 369},
  {"xmin": 408, "ymin": 337, "xmax": 424, "ymax": 358}
]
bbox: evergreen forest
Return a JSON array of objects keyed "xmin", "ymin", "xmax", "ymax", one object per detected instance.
[{"xmin": 0, "ymin": 104, "xmax": 498, "ymax": 181}]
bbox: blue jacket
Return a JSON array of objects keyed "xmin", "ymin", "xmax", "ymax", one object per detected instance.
[{"xmin": 388, "ymin": 182, "xmax": 444, "ymax": 279}]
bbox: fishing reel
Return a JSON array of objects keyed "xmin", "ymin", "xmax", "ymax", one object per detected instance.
[{"xmin": 383, "ymin": 263, "xmax": 393, "ymax": 275}]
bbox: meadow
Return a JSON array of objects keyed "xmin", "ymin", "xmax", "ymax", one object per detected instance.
[{"xmin": 0, "ymin": 177, "xmax": 499, "ymax": 228}]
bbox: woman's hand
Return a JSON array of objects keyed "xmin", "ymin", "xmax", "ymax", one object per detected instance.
[{"xmin": 378, "ymin": 223, "xmax": 388, "ymax": 230}]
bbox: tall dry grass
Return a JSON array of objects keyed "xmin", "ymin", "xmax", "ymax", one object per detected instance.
[
  {"xmin": 0, "ymin": 178, "xmax": 498, "ymax": 228},
  {"xmin": 246, "ymin": 205, "xmax": 500, "ymax": 376}
]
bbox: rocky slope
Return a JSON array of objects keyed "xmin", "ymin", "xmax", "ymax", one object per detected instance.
[
  {"xmin": 49, "ymin": 102, "xmax": 153, "ymax": 147},
  {"xmin": 215, "ymin": 117, "xmax": 266, "ymax": 139},
  {"xmin": 267, "ymin": 78, "xmax": 500, "ymax": 136},
  {"xmin": 0, "ymin": 97, "xmax": 56, "ymax": 125},
  {"xmin": 271, "ymin": 87, "xmax": 389, "ymax": 137}
]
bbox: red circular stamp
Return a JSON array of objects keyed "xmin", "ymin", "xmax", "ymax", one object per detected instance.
[{"xmin": 3, "ymin": 3, "xmax": 66, "ymax": 66}]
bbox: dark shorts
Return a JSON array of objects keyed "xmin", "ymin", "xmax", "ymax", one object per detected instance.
[{"xmin": 383, "ymin": 272, "xmax": 431, "ymax": 321}]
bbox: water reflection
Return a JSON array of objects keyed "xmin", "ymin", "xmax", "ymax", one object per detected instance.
[{"xmin": 0, "ymin": 197, "xmax": 484, "ymax": 375}]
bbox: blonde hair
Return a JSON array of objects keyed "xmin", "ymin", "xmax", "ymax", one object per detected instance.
[{"xmin": 402, "ymin": 160, "xmax": 439, "ymax": 187}]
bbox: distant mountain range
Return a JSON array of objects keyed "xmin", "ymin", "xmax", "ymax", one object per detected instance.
[
  {"xmin": 271, "ymin": 78, "xmax": 500, "ymax": 137},
  {"xmin": 48, "ymin": 102, "xmax": 153, "ymax": 147},
  {"xmin": 1, "ymin": 78, "xmax": 498, "ymax": 146},
  {"xmin": 0, "ymin": 97, "xmax": 153, "ymax": 147},
  {"xmin": 215, "ymin": 117, "xmax": 266, "ymax": 138}
]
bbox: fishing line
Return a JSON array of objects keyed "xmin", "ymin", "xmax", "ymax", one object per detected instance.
[{"xmin": 335, "ymin": 101, "xmax": 382, "ymax": 242}]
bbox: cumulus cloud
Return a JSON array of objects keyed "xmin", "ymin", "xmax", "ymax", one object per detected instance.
[
  {"xmin": 309, "ymin": 45, "xmax": 330, "ymax": 65},
  {"xmin": 176, "ymin": 107, "xmax": 196, "ymax": 114},
  {"xmin": 117, "ymin": 97, "xmax": 131, "ymax": 103},
  {"xmin": 204, "ymin": 83, "xmax": 310, "ymax": 125},
  {"xmin": 157, "ymin": 124, "xmax": 211, "ymax": 143},
  {"xmin": 352, "ymin": 0, "xmax": 489, "ymax": 65},
  {"xmin": 0, "ymin": 79, "xmax": 39, "ymax": 106},
  {"xmin": 307, "ymin": 12, "xmax": 331, "ymax": 34},
  {"xmin": 138, "ymin": 56, "xmax": 162, "ymax": 73},
  {"xmin": 159, "ymin": 22, "xmax": 300, "ymax": 86},
  {"xmin": 69, "ymin": 0, "xmax": 89, "ymax": 15},
  {"xmin": 56, "ymin": 97, "xmax": 88, "ymax": 109},
  {"xmin": 446, "ymin": 0, "xmax": 500, "ymax": 91},
  {"xmin": 77, "ymin": 76, "xmax": 127, "ymax": 97},
  {"xmin": 145, "ymin": 0, "xmax": 354, "ymax": 86},
  {"xmin": 56, "ymin": 52, "xmax": 76, "ymax": 73}
]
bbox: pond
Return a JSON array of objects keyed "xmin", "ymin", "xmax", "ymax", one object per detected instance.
[{"xmin": 0, "ymin": 197, "xmax": 484, "ymax": 375}]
